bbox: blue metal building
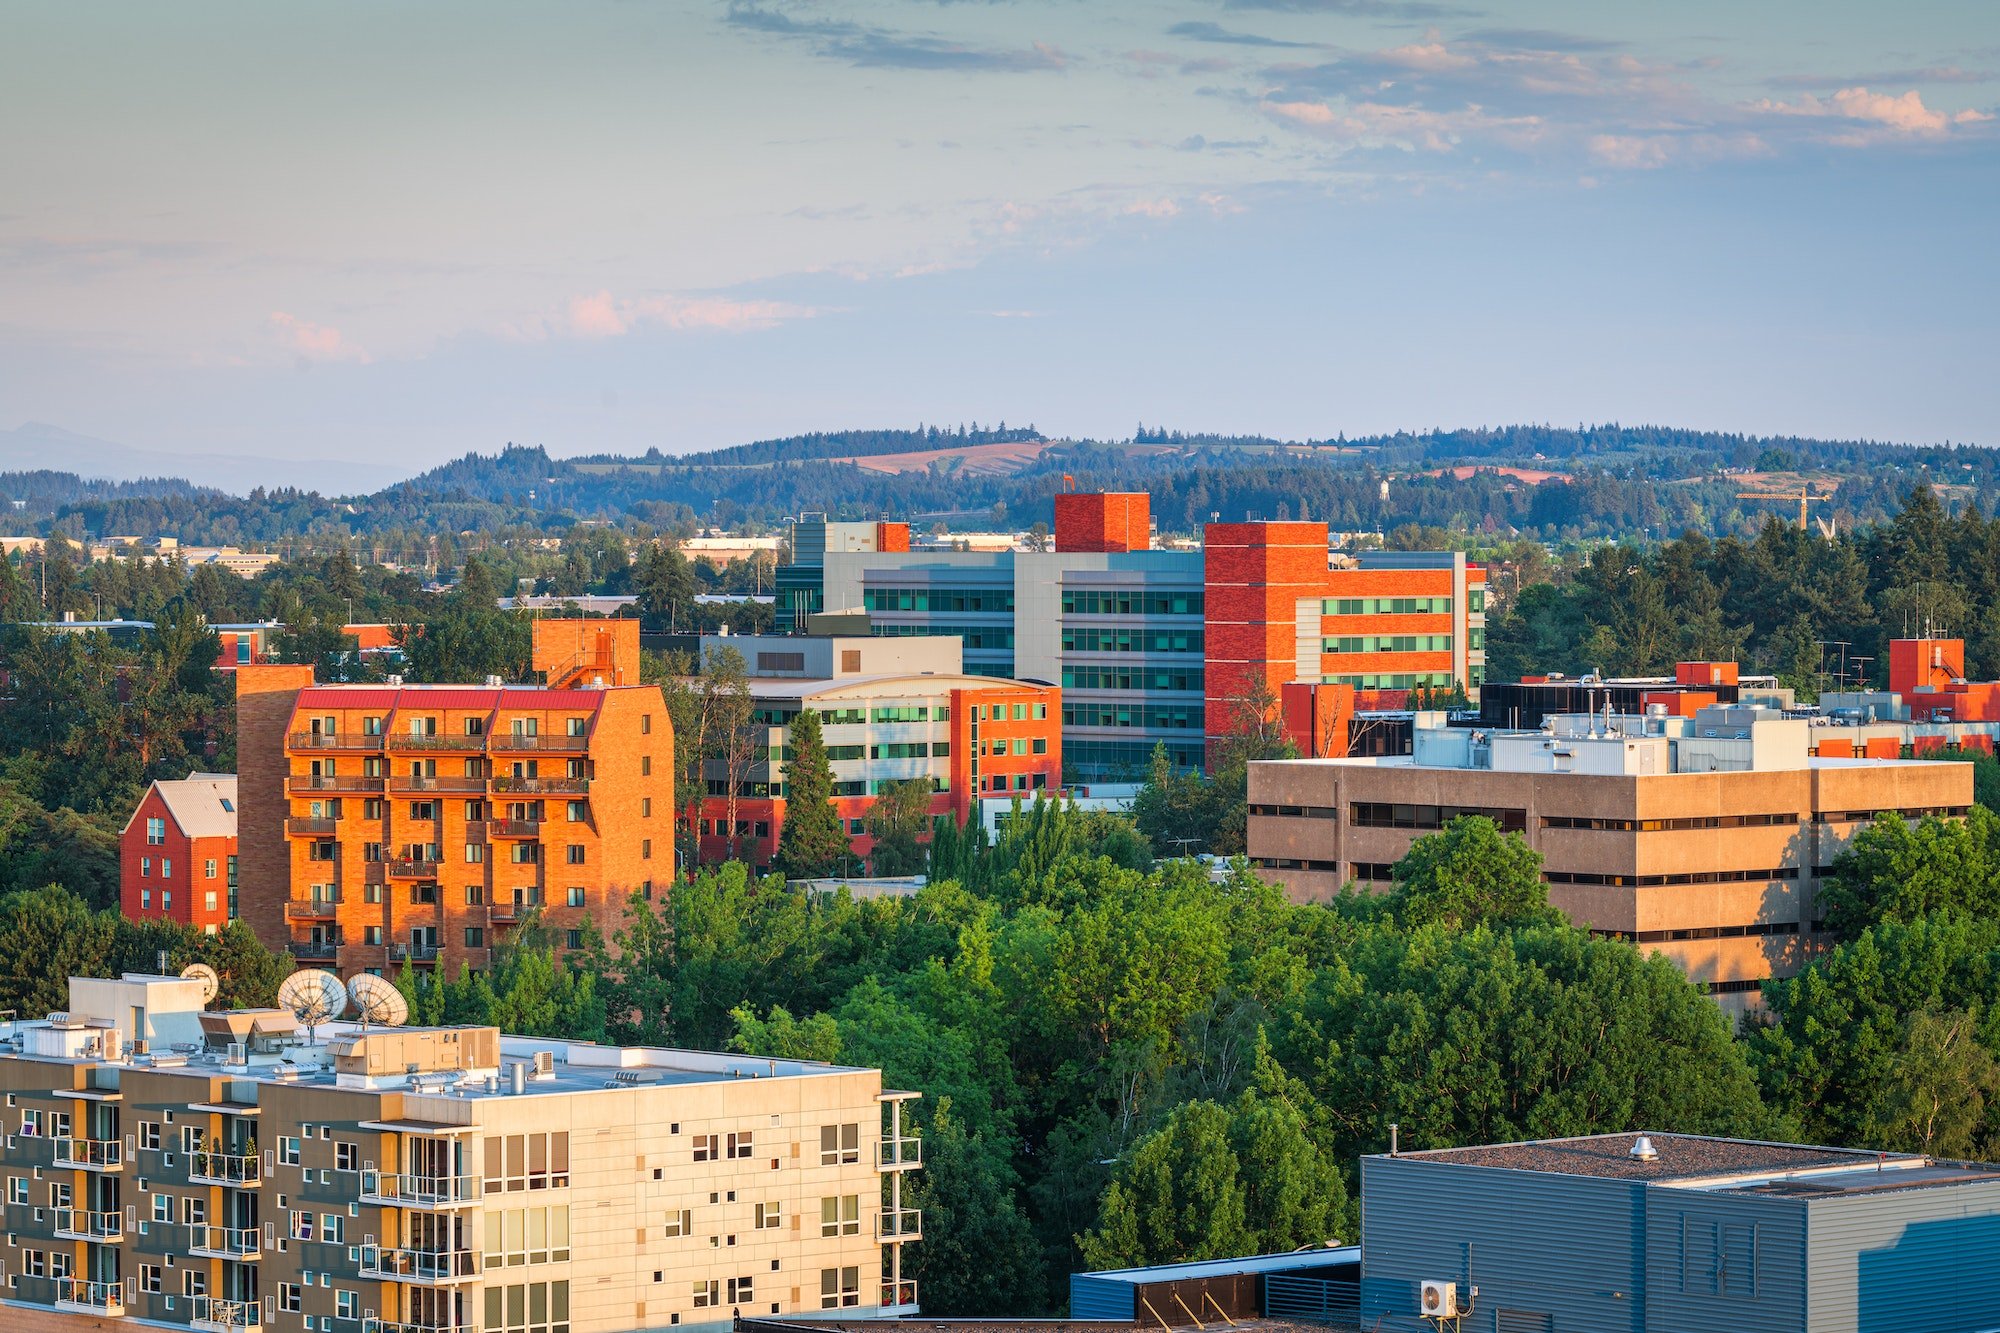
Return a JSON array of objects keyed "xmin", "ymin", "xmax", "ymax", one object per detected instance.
[
  {"xmin": 1361, "ymin": 1131, "xmax": 2000, "ymax": 1333},
  {"xmin": 1070, "ymin": 1248, "xmax": 1360, "ymax": 1323}
]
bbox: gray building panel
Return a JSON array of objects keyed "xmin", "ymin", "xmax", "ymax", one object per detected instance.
[
  {"xmin": 1643, "ymin": 1186, "xmax": 1806, "ymax": 1333},
  {"xmin": 1360, "ymin": 1156, "xmax": 1646, "ymax": 1333},
  {"xmin": 1067, "ymin": 1275, "xmax": 1137, "ymax": 1320},
  {"xmin": 1803, "ymin": 1181, "xmax": 2000, "ymax": 1333}
]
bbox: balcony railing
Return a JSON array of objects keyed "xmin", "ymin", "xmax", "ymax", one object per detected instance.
[
  {"xmin": 388, "ymin": 943, "xmax": 443, "ymax": 965},
  {"xmin": 189, "ymin": 1224, "xmax": 263, "ymax": 1259},
  {"xmin": 289, "ymin": 733, "xmax": 381, "ymax": 751},
  {"xmin": 55, "ymin": 1278, "xmax": 125, "ymax": 1315},
  {"xmin": 55, "ymin": 1137, "xmax": 123, "ymax": 1170},
  {"xmin": 51, "ymin": 1207, "xmax": 122, "ymax": 1240},
  {"xmin": 491, "ymin": 776, "xmax": 588, "ymax": 795},
  {"xmin": 389, "ymin": 775, "xmax": 488, "ymax": 793},
  {"xmin": 290, "ymin": 774, "xmax": 386, "ymax": 793},
  {"xmin": 359, "ymin": 1245, "xmax": 479, "ymax": 1284},
  {"xmin": 387, "ymin": 735, "xmax": 487, "ymax": 752},
  {"xmin": 485, "ymin": 819, "xmax": 540, "ymax": 838},
  {"xmin": 364, "ymin": 1320, "xmax": 480, "ymax": 1333},
  {"xmin": 489, "ymin": 734, "xmax": 589, "ymax": 753},
  {"xmin": 388, "ymin": 858, "xmax": 442, "ymax": 879},
  {"xmin": 881, "ymin": 1280, "xmax": 919, "ymax": 1311},
  {"xmin": 359, "ymin": 1171, "xmax": 483, "ymax": 1208},
  {"xmin": 486, "ymin": 900, "xmax": 530, "ymax": 924},
  {"xmin": 190, "ymin": 1150, "xmax": 263, "ymax": 1186},
  {"xmin": 289, "ymin": 941, "xmax": 340, "ymax": 961},
  {"xmin": 286, "ymin": 897, "xmax": 340, "ymax": 919},
  {"xmin": 192, "ymin": 1295, "xmax": 264, "ymax": 1332},
  {"xmin": 878, "ymin": 1135, "xmax": 922, "ymax": 1170},
  {"xmin": 878, "ymin": 1207, "xmax": 922, "ymax": 1240},
  {"xmin": 285, "ymin": 817, "xmax": 337, "ymax": 836}
]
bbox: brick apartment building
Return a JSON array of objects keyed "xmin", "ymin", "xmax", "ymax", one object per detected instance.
[
  {"xmin": 1247, "ymin": 704, "xmax": 1972, "ymax": 1014},
  {"xmin": 779, "ymin": 492, "xmax": 1484, "ymax": 777},
  {"xmin": 119, "ymin": 773, "xmax": 240, "ymax": 932},
  {"xmin": 0, "ymin": 972, "xmax": 922, "ymax": 1333},
  {"xmin": 696, "ymin": 633, "xmax": 1060, "ymax": 871},
  {"xmin": 235, "ymin": 621, "xmax": 673, "ymax": 977}
]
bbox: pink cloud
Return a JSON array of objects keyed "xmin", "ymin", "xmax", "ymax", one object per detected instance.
[
  {"xmin": 268, "ymin": 312, "xmax": 369, "ymax": 363},
  {"xmin": 1589, "ymin": 132, "xmax": 1770, "ymax": 170},
  {"xmin": 555, "ymin": 291, "xmax": 818, "ymax": 339},
  {"xmin": 1753, "ymin": 86, "xmax": 1992, "ymax": 144},
  {"xmin": 1265, "ymin": 99, "xmax": 1542, "ymax": 153},
  {"xmin": 1380, "ymin": 40, "xmax": 1477, "ymax": 73},
  {"xmin": 1124, "ymin": 197, "xmax": 1182, "ymax": 219}
]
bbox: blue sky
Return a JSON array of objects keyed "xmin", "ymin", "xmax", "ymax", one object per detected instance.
[{"xmin": 2, "ymin": 0, "xmax": 1996, "ymax": 476}]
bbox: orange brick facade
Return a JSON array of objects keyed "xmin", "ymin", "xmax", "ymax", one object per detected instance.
[
  {"xmin": 119, "ymin": 786, "xmax": 236, "ymax": 930},
  {"xmin": 1055, "ymin": 492, "xmax": 1151, "ymax": 553},
  {"xmin": 239, "ymin": 666, "xmax": 672, "ymax": 975}
]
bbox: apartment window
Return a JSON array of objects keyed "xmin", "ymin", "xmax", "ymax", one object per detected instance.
[
  {"xmin": 465, "ymin": 926, "xmax": 485, "ymax": 948},
  {"xmin": 141, "ymin": 856, "xmax": 152, "ymax": 877},
  {"xmin": 180, "ymin": 1198, "xmax": 208, "ymax": 1228},
  {"xmin": 152, "ymin": 1193, "xmax": 172, "ymax": 1223},
  {"xmin": 641, "ymin": 714, "xmax": 652, "ymax": 735},
  {"xmin": 564, "ymin": 929, "xmax": 583, "ymax": 950},
  {"xmin": 484, "ymin": 1281, "xmax": 571, "ymax": 1333},
  {"xmin": 565, "ymin": 717, "xmax": 587, "ymax": 737},
  {"xmin": 693, "ymin": 1135, "xmax": 719, "ymax": 1163},
  {"xmin": 565, "ymin": 845, "xmax": 585, "ymax": 865},
  {"xmin": 1032, "ymin": 738, "xmax": 1048, "ymax": 755},
  {"xmin": 146, "ymin": 817, "xmax": 166, "ymax": 845},
  {"xmin": 693, "ymin": 1281, "xmax": 719, "ymax": 1310},
  {"xmin": 162, "ymin": 857, "xmax": 173, "ymax": 878},
  {"xmin": 6, "ymin": 1176, "xmax": 26, "ymax": 1206},
  {"xmin": 184, "ymin": 1270, "xmax": 208, "ymax": 1298},
  {"xmin": 511, "ymin": 844, "xmax": 540, "ymax": 864},
  {"xmin": 335, "ymin": 1142, "xmax": 358, "ymax": 1172},
  {"xmin": 365, "ymin": 925, "xmax": 384, "ymax": 945},
  {"xmin": 754, "ymin": 1202, "xmax": 782, "ymax": 1230},
  {"xmin": 820, "ymin": 1267, "xmax": 860, "ymax": 1309},
  {"xmin": 465, "ymin": 717, "xmax": 486, "ymax": 736},
  {"xmin": 204, "ymin": 858, "xmax": 217, "ymax": 879},
  {"xmin": 664, "ymin": 1209, "xmax": 692, "ymax": 1237},
  {"xmin": 280, "ymin": 1284, "xmax": 302, "ymax": 1314},
  {"xmin": 728, "ymin": 1276, "xmax": 756, "ymax": 1304},
  {"xmin": 484, "ymin": 1133, "xmax": 571, "ymax": 1192},
  {"xmin": 484, "ymin": 1206, "xmax": 572, "ymax": 1267},
  {"xmin": 141, "ymin": 888, "xmax": 152, "ymax": 910},
  {"xmin": 142, "ymin": 1264, "xmax": 162, "ymax": 1294},
  {"xmin": 290, "ymin": 1210, "xmax": 314, "ymax": 1241},
  {"xmin": 362, "ymin": 716, "xmax": 383, "ymax": 735},
  {"xmin": 641, "ymin": 798, "xmax": 652, "ymax": 818},
  {"xmin": 726, "ymin": 1131, "xmax": 753, "ymax": 1159},
  {"xmin": 640, "ymin": 756, "xmax": 651, "ymax": 776},
  {"xmin": 641, "ymin": 839, "xmax": 652, "ymax": 860},
  {"xmin": 565, "ymin": 801, "xmax": 585, "ymax": 823},
  {"xmin": 821, "ymin": 1196, "xmax": 859, "ymax": 1237},
  {"xmin": 410, "ymin": 801, "xmax": 437, "ymax": 821},
  {"xmin": 466, "ymin": 843, "xmax": 485, "ymax": 864},
  {"xmin": 566, "ymin": 888, "xmax": 585, "ymax": 908},
  {"xmin": 820, "ymin": 1124, "xmax": 859, "ymax": 1165}
]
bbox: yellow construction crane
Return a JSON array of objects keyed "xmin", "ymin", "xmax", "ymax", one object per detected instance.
[{"xmin": 1737, "ymin": 484, "xmax": 1829, "ymax": 532}]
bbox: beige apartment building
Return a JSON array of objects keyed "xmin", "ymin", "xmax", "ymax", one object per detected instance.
[
  {"xmin": 1248, "ymin": 706, "xmax": 1972, "ymax": 1013},
  {"xmin": 0, "ymin": 975, "xmax": 920, "ymax": 1333}
]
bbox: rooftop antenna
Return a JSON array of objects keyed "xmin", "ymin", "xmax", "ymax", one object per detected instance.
[
  {"xmin": 276, "ymin": 970, "xmax": 348, "ymax": 1046},
  {"xmin": 347, "ymin": 973, "xmax": 410, "ymax": 1031},
  {"xmin": 180, "ymin": 963, "xmax": 220, "ymax": 1007}
]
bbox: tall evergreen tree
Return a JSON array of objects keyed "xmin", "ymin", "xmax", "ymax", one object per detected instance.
[{"xmin": 774, "ymin": 708, "xmax": 848, "ymax": 879}]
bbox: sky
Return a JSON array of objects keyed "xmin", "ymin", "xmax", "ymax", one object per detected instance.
[{"xmin": 2, "ymin": 0, "xmax": 1997, "ymax": 479}]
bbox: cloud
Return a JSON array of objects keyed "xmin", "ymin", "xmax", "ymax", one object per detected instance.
[
  {"xmin": 268, "ymin": 312, "xmax": 369, "ymax": 364},
  {"xmin": 1124, "ymin": 197, "xmax": 1182, "ymax": 218},
  {"xmin": 1168, "ymin": 20, "xmax": 1314, "ymax": 49},
  {"xmin": 1458, "ymin": 27, "xmax": 1621, "ymax": 53},
  {"xmin": 510, "ymin": 291, "xmax": 820, "ymax": 341},
  {"xmin": 1378, "ymin": 40, "xmax": 1477, "ymax": 72},
  {"xmin": 1766, "ymin": 65, "xmax": 1993, "ymax": 90},
  {"xmin": 1264, "ymin": 97, "xmax": 1541, "ymax": 151},
  {"xmin": 1753, "ymin": 86, "xmax": 1993, "ymax": 144},
  {"xmin": 1587, "ymin": 131, "xmax": 1769, "ymax": 170},
  {"xmin": 1224, "ymin": 0, "xmax": 1479, "ymax": 17},
  {"xmin": 726, "ymin": 3, "xmax": 1069, "ymax": 71}
]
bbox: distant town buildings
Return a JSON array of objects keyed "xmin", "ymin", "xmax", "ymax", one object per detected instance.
[
  {"xmin": 696, "ymin": 631, "xmax": 1061, "ymax": 872},
  {"xmin": 119, "ymin": 773, "xmax": 239, "ymax": 931},
  {"xmin": 778, "ymin": 492, "xmax": 1487, "ymax": 779},
  {"xmin": 0, "ymin": 972, "xmax": 921, "ymax": 1331},
  {"xmin": 1246, "ymin": 697, "xmax": 1972, "ymax": 1012},
  {"xmin": 235, "ymin": 621, "xmax": 673, "ymax": 977}
]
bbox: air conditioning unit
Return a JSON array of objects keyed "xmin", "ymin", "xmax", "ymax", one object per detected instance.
[{"xmin": 1419, "ymin": 1280, "xmax": 1458, "ymax": 1319}]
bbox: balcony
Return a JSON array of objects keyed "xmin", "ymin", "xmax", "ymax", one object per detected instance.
[
  {"xmin": 51, "ymin": 1207, "xmax": 122, "ymax": 1241},
  {"xmin": 387, "ymin": 858, "xmax": 443, "ymax": 879},
  {"xmin": 489, "ymin": 734, "xmax": 589, "ymax": 753},
  {"xmin": 190, "ymin": 1150, "xmax": 263, "ymax": 1187},
  {"xmin": 364, "ymin": 1321, "xmax": 480, "ymax": 1333},
  {"xmin": 387, "ymin": 734, "xmax": 487, "ymax": 752},
  {"xmin": 55, "ymin": 1278, "xmax": 125, "ymax": 1315},
  {"xmin": 878, "ymin": 1207, "xmax": 922, "ymax": 1241},
  {"xmin": 359, "ymin": 1171, "xmax": 482, "ymax": 1209},
  {"xmin": 189, "ymin": 1224, "xmax": 263, "ymax": 1259},
  {"xmin": 285, "ymin": 817, "xmax": 336, "ymax": 837},
  {"xmin": 881, "ymin": 1280, "xmax": 919, "ymax": 1312},
  {"xmin": 55, "ymin": 1137, "xmax": 123, "ymax": 1171},
  {"xmin": 192, "ymin": 1295, "xmax": 264, "ymax": 1332},
  {"xmin": 388, "ymin": 943, "xmax": 443, "ymax": 966},
  {"xmin": 290, "ymin": 774, "xmax": 385, "ymax": 794},
  {"xmin": 289, "ymin": 733, "xmax": 381, "ymax": 751},
  {"xmin": 359, "ymin": 1245, "xmax": 479, "ymax": 1284},
  {"xmin": 486, "ymin": 900, "xmax": 529, "ymax": 924},
  {"xmin": 287, "ymin": 897, "xmax": 340, "ymax": 919},
  {"xmin": 485, "ymin": 819, "xmax": 540, "ymax": 839},
  {"xmin": 289, "ymin": 941, "xmax": 340, "ymax": 961},
  {"xmin": 491, "ymin": 776, "xmax": 588, "ymax": 795},
  {"xmin": 878, "ymin": 1135, "xmax": 923, "ymax": 1170},
  {"xmin": 389, "ymin": 775, "xmax": 487, "ymax": 794}
]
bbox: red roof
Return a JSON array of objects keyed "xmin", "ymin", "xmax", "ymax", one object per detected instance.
[{"xmin": 294, "ymin": 687, "xmax": 610, "ymax": 711}]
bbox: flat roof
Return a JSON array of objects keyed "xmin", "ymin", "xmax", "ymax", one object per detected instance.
[
  {"xmin": 1075, "ymin": 1248, "xmax": 1359, "ymax": 1285},
  {"xmin": 1386, "ymin": 1133, "xmax": 1922, "ymax": 1183}
]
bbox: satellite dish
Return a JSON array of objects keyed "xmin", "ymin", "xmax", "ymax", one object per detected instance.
[
  {"xmin": 348, "ymin": 973, "xmax": 410, "ymax": 1029},
  {"xmin": 276, "ymin": 970, "xmax": 349, "ymax": 1043},
  {"xmin": 180, "ymin": 963, "xmax": 220, "ymax": 1006}
]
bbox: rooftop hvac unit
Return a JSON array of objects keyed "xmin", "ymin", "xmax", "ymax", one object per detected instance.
[{"xmin": 1419, "ymin": 1280, "xmax": 1459, "ymax": 1319}]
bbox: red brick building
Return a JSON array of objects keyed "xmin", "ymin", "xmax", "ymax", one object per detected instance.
[{"xmin": 120, "ymin": 773, "xmax": 239, "ymax": 931}]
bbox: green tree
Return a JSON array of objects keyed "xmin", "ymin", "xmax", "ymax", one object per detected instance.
[
  {"xmin": 1820, "ymin": 808, "xmax": 2000, "ymax": 939},
  {"xmin": 774, "ymin": 708, "xmax": 848, "ymax": 879},
  {"xmin": 1076, "ymin": 1099, "xmax": 1251, "ymax": 1269},
  {"xmin": 1865, "ymin": 1008, "xmax": 2000, "ymax": 1157},
  {"xmin": 0, "ymin": 886, "xmax": 119, "ymax": 1015},
  {"xmin": 906, "ymin": 1100, "xmax": 1047, "ymax": 1313},
  {"xmin": 867, "ymin": 779, "xmax": 935, "ymax": 877},
  {"xmin": 1385, "ymin": 815, "xmax": 1558, "ymax": 931}
]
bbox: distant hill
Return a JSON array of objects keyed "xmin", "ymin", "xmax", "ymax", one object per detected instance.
[{"xmin": 0, "ymin": 422, "xmax": 402, "ymax": 494}]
